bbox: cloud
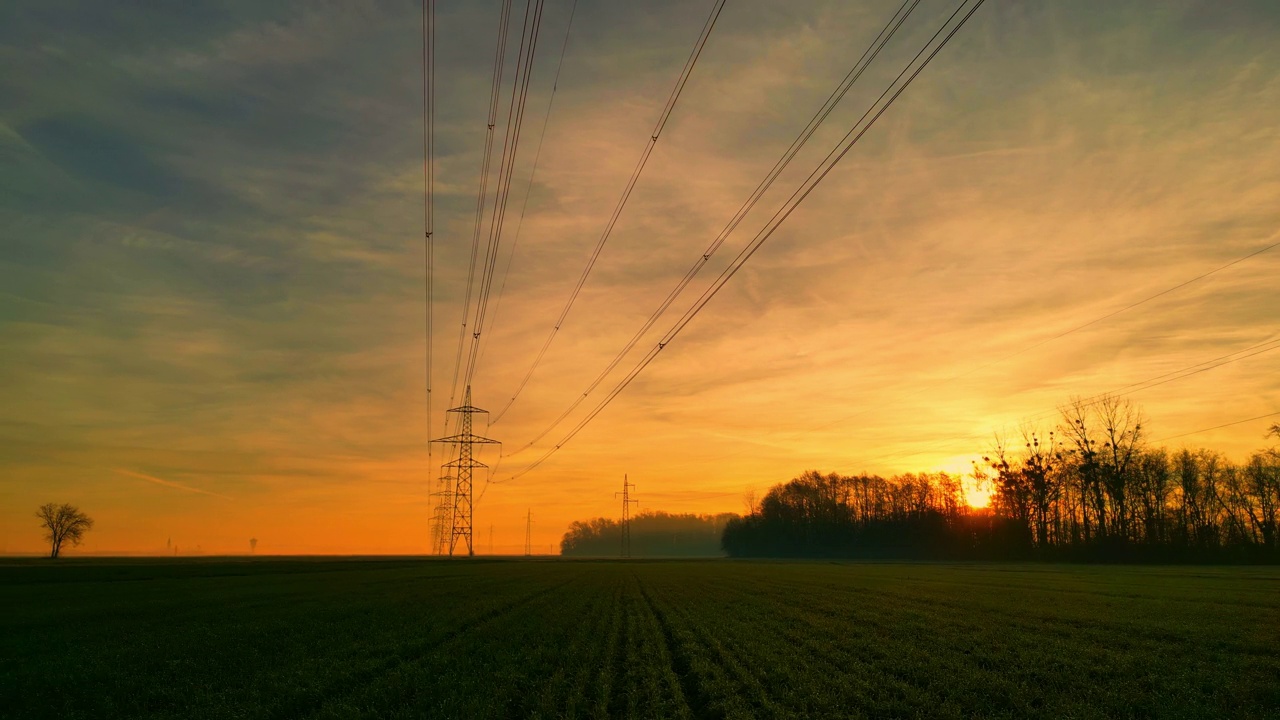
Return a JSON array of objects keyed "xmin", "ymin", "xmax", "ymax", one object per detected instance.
[
  {"xmin": 115, "ymin": 469, "xmax": 234, "ymax": 501},
  {"xmin": 1, "ymin": 0, "xmax": 1278, "ymax": 552}
]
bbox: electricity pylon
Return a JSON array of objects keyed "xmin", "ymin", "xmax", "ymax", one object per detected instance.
[
  {"xmin": 524, "ymin": 509, "xmax": 532, "ymax": 556},
  {"xmin": 431, "ymin": 386, "xmax": 499, "ymax": 556},
  {"xmin": 616, "ymin": 475, "xmax": 638, "ymax": 558},
  {"xmin": 430, "ymin": 473, "xmax": 454, "ymax": 555}
]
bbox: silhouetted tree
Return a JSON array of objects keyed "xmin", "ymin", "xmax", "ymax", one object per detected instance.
[
  {"xmin": 36, "ymin": 503, "xmax": 93, "ymax": 559},
  {"xmin": 724, "ymin": 399, "xmax": 1279, "ymax": 563},
  {"xmin": 1135, "ymin": 449, "xmax": 1172, "ymax": 545},
  {"xmin": 1242, "ymin": 439, "xmax": 1279, "ymax": 550},
  {"xmin": 561, "ymin": 511, "xmax": 737, "ymax": 557},
  {"xmin": 722, "ymin": 470, "xmax": 1004, "ymax": 560}
]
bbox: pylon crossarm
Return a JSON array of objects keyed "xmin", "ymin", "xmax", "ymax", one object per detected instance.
[
  {"xmin": 444, "ymin": 458, "xmax": 490, "ymax": 469},
  {"xmin": 431, "ymin": 433, "xmax": 501, "ymax": 445}
]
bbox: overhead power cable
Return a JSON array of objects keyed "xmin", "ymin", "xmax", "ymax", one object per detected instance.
[
  {"xmin": 1154, "ymin": 411, "xmax": 1280, "ymax": 443},
  {"xmin": 842, "ymin": 333, "xmax": 1280, "ymax": 471},
  {"xmin": 1103, "ymin": 336, "xmax": 1280, "ymax": 400},
  {"xmin": 475, "ymin": 0, "xmax": 580, "ymax": 382},
  {"xmin": 506, "ymin": 0, "xmax": 924, "ymax": 455},
  {"xmin": 422, "ymin": 0, "xmax": 436, "ymax": 496},
  {"xmin": 490, "ymin": 0, "xmax": 729, "ymax": 423},
  {"xmin": 966, "ymin": 333, "xmax": 1280, "ymax": 432},
  {"xmin": 448, "ymin": 0, "xmax": 516, "ymax": 411},
  {"xmin": 463, "ymin": 0, "xmax": 548, "ymax": 388},
  {"xmin": 879, "ymin": 405, "xmax": 1280, "ymax": 471},
  {"xmin": 701, "ymin": 331, "xmax": 1280, "ymax": 473},
  {"xmin": 500, "ymin": 0, "xmax": 991, "ymax": 482},
  {"xmin": 980, "ymin": 241, "xmax": 1278, "ymax": 371},
  {"xmin": 811, "ymin": 235, "xmax": 1279, "ymax": 433}
]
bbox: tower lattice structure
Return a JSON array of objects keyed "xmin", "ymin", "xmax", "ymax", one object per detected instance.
[
  {"xmin": 524, "ymin": 509, "xmax": 532, "ymax": 556},
  {"xmin": 430, "ymin": 473, "xmax": 454, "ymax": 555},
  {"xmin": 616, "ymin": 475, "xmax": 638, "ymax": 558},
  {"xmin": 431, "ymin": 386, "xmax": 499, "ymax": 556}
]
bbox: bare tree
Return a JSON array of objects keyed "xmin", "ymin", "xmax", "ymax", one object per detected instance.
[
  {"xmin": 1096, "ymin": 395, "xmax": 1145, "ymax": 543},
  {"xmin": 36, "ymin": 503, "xmax": 94, "ymax": 558},
  {"xmin": 1059, "ymin": 396, "xmax": 1102, "ymax": 542},
  {"xmin": 984, "ymin": 433, "xmax": 1032, "ymax": 531},
  {"xmin": 1020, "ymin": 426, "xmax": 1063, "ymax": 548}
]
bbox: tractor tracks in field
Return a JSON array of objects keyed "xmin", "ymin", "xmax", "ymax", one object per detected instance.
[
  {"xmin": 270, "ymin": 578, "xmax": 576, "ymax": 720},
  {"xmin": 604, "ymin": 580, "xmax": 630, "ymax": 718},
  {"xmin": 636, "ymin": 578, "xmax": 716, "ymax": 720}
]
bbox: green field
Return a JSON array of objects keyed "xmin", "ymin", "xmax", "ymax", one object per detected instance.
[{"xmin": 2, "ymin": 559, "xmax": 1277, "ymax": 719}]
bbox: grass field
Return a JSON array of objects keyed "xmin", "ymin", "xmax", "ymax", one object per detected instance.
[{"xmin": 1, "ymin": 559, "xmax": 1277, "ymax": 719}]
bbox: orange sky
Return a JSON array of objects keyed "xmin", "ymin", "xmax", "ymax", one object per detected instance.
[{"xmin": 2, "ymin": 0, "xmax": 1278, "ymax": 555}]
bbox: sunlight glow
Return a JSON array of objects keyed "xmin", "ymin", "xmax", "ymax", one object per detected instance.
[{"xmin": 964, "ymin": 480, "xmax": 993, "ymax": 510}]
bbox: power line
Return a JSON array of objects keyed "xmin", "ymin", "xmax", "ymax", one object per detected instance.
[
  {"xmin": 812, "ymin": 236, "xmax": 1279, "ymax": 433},
  {"xmin": 1106, "ymin": 336, "xmax": 1280, "ymax": 399},
  {"xmin": 988, "ymin": 241, "xmax": 1277, "ymax": 368},
  {"xmin": 837, "ymin": 333, "xmax": 1280, "ymax": 471},
  {"xmin": 499, "ymin": 0, "xmax": 991, "ymax": 482},
  {"xmin": 989, "ymin": 333, "xmax": 1280, "ymax": 430},
  {"xmin": 422, "ymin": 0, "xmax": 436, "ymax": 532},
  {"xmin": 475, "ymin": 0, "xmax": 580, "ymax": 382},
  {"xmin": 464, "ymin": 0, "xmax": 548, "ymax": 389},
  {"xmin": 448, "ymin": 0, "xmax": 516, "ymax": 411},
  {"xmin": 1154, "ymin": 411, "xmax": 1280, "ymax": 444},
  {"xmin": 490, "ymin": 0, "xmax": 729, "ymax": 423},
  {"xmin": 505, "ymin": 0, "xmax": 924, "ymax": 455}
]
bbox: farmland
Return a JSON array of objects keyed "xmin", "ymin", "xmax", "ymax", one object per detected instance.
[{"xmin": 1, "ymin": 559, "xmax": 1277, "ymax": 719}]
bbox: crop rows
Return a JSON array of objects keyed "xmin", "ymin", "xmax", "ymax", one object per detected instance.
[{"xmin": 2, "ymin": 559, "xmax": 1277, "ymax": 718}]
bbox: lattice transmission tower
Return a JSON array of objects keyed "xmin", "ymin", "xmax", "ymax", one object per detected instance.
[
  {"xmin": 524, "ymin": 508, "xmax": 532, "ymax": 557},
  {"xmin": 429, "ymin": 473, "xmax": 454, "ymax": 555},
  {"xmin": 431, "ymin": 386, "xmax": 499, "ymax": 556},
  {"xmin": 616, "ymin": 475, "xmax": 638, "ymax": 558}
]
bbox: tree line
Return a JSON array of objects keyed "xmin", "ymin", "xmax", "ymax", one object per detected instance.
[
  {"xmin": 561, "ymin": 511, "xmax": 738, "ymax": 557},
  {"xmin": 723, "ymin": 397, "xmax": 1280, "ymax": 562}
]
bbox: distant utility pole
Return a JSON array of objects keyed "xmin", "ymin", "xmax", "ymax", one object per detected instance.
[
  {"xmin": 430, "ymin": 386, "xmax": 499, "ymax": 557},
  {"xmin": 616, "ymin": 475, "xmax": 638, "ymax": 558},
  {"xmin": 524, "ymin": 509, "xmax": 532, "ymax": 556},
  {"xmin": 489, "ymin": 524, "xmax": 494, "ymax": 555}
]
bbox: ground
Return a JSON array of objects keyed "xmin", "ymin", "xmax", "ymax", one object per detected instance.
[{"xmin": 1, "ymin": 558, "xmax": 1277, "ymax": 718}]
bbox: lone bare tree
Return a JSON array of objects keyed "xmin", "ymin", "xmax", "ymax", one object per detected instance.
[{"xmin": 36, "ymin": 503, "xmax": 94, "ymax": 558}]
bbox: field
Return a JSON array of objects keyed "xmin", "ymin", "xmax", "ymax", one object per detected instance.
[{"xmin": 2, "ymin": 559, "xmax": 1277, "ymax": 719}]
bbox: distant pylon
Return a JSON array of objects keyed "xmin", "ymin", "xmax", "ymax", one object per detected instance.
[
  {"xmin": 616, "ymin": 475, "xmax": 638, "ymax": 558},
  {"xmin": 431, "ymin": 386, "xmax": 499, "ymax": 556},
  {"xmin": 430, "ymin": 473, "xmax": 455, "ymax": 555},
  {"xmin": 524, "ymin": 509, "xmax": 532, "ymax": 556}
]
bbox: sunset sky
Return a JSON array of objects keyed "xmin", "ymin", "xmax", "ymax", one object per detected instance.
[{"xmin": 2, "ymin": 0, "xmax": 1278, "ymax": 555}]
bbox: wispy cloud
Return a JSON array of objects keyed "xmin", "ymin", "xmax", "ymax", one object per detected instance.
[
  {"xmin": 116, "ymin": 469, "xmax": 234, "ymax": 501},
  {"xmin": 0, "ymin": 0, "xmax": 1277, "ymax": 553}
]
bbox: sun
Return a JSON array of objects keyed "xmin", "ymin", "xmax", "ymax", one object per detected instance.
[
  {"xmin": 963, "ymin": 479, "xmax": 993, "ymax": 509},
  {"xmin": 930, "ymin": 455, "xmax": 993, "ymax": 509}
]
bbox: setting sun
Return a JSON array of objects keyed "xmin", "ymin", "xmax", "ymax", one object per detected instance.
[{"xmin": 964, "ymin": 479, "xmax": 993, "ymax": 509}]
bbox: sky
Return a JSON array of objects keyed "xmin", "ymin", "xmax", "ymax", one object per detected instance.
[{"xmin": 2, "ymin": 0, "xmax": 1278, "ymax": 555}]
